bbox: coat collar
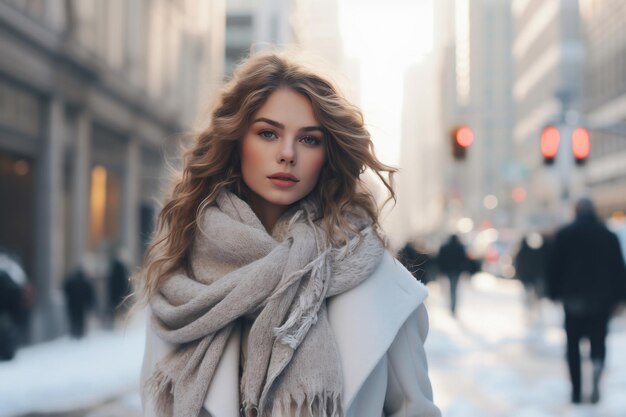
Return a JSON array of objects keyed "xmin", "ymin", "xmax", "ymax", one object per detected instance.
[
  {"xmin": 203, "ymin": 251, "xmax": 428, "ymax": 415},
  {"xmin": 328, "ymin": 251, "xmax": 428, "ymax": 410}
]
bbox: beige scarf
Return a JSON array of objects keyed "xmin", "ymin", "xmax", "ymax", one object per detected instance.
[{"xmin": 146, "ymin": 190, "xmax": 384, "ymax": 417}]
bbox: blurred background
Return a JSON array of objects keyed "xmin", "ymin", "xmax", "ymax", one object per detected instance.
[{"xmin": 1, "ymin": 0, "xmax": 626, "ymax": 416}]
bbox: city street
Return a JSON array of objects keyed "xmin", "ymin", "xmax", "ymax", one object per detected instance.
[
  {"xmin": 2, "ymin": 272, "xmax": 626, "ymax": 417},
  {"xmin": 426, "ymin": 274, "xmax": 626, "ymax": 417},
  {"xmin": 2, "ymin": 1, "xmax": 626, "ymax": 417}
]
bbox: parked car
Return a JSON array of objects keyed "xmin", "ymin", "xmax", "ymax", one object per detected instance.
[{"xmin": 0, "ymin": 251, "xmax": 34, "ymax": 360}]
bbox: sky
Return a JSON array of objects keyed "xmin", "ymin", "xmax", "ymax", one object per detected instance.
[{"xmin": 338, "ymin": 0, "xmax": 434, "ymax": 166}]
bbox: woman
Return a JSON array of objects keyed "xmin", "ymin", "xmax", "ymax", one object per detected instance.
[{"xmin": 138, "ymin": 51, "xmax": 441, "ymax": 417}]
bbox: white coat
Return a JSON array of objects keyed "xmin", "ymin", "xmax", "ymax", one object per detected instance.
[{"xmin": 141, "ymin": 252, "xmax": 441, "ymax": 417}]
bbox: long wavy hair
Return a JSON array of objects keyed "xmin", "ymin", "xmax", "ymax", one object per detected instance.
[{"xmin": 136, "ymin": 51, "xmax": 396, "ymax": 300}]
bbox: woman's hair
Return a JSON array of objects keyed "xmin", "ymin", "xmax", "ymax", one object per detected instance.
[{"xmin": 136, "ymin": 51, "xmax": 396, "ymax": 300}]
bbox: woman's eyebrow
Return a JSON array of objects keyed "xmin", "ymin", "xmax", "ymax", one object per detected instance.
[
  {"xmin": 252, "ymin": 117, "xmax": 324, "ymax": 133},
  {"xmin": 252, "ymin": 117, "xmax": 284, "ymax": 129},
  {"xmin": 301, "ymin": 126, "xmax": 325, "ymax": 134}
]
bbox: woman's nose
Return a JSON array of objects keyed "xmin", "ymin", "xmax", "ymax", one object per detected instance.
[{"xmin": 277, "ymin": 140, "xmax": 296, "ymax": 165}]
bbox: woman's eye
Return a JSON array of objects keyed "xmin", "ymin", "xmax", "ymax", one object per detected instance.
[
  {"xmin": 300, "ymin": 136, "xmax": 321, "ymax": 146},
  {"xmin": 259, "ymin": 130, "xmax": 277, "ymax": 139}
]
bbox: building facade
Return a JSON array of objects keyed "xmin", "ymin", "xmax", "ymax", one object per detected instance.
[
  {"xmin": 398, "ymin": 58, "xmax": 445, "ymax": 243},
  {"xmin": 438, "ymin": 0, "xmax": 515, "ymax": 232},
  {"xmin": 580, "ymin": 0, "xmax": 626, "ymax": 217},
  {"xmin": 224, "ymin": 0, "xmax": 296, "ymax": 76},
  {"xmin": 511, "ymin": 0, "xmax": 585, "ymax": 227},
  {"xmin": 0, "ymin": 0, "xmax": 224, "ymax": 342}
]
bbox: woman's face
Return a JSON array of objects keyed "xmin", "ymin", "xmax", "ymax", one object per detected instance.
[{"xmin": 241, "ymin": 87, "xmax": 326, "ymax": 219}]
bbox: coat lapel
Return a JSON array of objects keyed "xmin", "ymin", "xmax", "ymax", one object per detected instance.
[
  {"xmin": 203, "ymin": 322, "xmax": 241, "ymax": 416},
  {"xmin": 328, "ymin": 252, "xmax": 428, "ymax": 410}
]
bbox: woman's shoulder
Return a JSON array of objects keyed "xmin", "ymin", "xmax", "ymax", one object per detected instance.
[
  {"xmin": 366, "ymin": 250, "xmax": 430, "ymax": 304},
  {"xmin": 328, "ymin": 250, "xmax": 428, "ymax": 325}
]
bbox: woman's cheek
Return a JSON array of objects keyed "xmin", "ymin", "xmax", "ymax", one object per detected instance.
[{"xmin": 241, "ymin": 138, "xmax": 264, "ymax": 177}]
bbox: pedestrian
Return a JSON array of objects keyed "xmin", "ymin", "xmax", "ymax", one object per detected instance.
[
  {"xmin": 547, "ymin": 197, "xmax": 626, "ymax": 404},
  {"xmin": 63, "ymin": 267, "xmax": 95, "ymax": 339},
  {"xmin": 107, "ymin": 249, "xmax": 130, "ymax": 325},
  {"xmin": 514, "ymin": 233, "xmax": 548, "ymax": 315},
  {"xmin": 136, "ymin": 51, "xmax": 441, "ymax": 417},
  {"xmin": 398, "ymin": 241, "xmax": 438, "ymax": 284},
  {"xmin": 437, "ymin": 234, "xmax": 470, "ymax": 315}
]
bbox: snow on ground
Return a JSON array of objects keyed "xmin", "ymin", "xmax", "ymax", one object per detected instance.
[
  {"xmin": 0, "ymin": 310, "xmax": 146, "ymax": 417},
  {"xmin": 2, "ymin": 274, "xmax": 626, "ymax": 417},
  {"xmin": 425, "ymin": 272, "xmax": 626, "ymax": 417}
]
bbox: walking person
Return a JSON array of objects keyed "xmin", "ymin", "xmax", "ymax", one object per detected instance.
[
  {"xmin": 514, "ymin": 233, "xmax": 549, "ymax": 319},
  {"xmin": 136, "ymin": 52, "xmax": 440, "ymax": 417},
  {"xmin": 63, "ymin": 267, "xmax": 95, "ymax": 339},
  {"xmin": 106, "ymin": 249, "xmax": 131, "ymax": 326},
  {"xmin": 437, "ymin": 234, "xmax": 470, "ymax": 316},
  {"xmin": 547, "ymin": 197, "xmax": 626, "ymax": 404},
  {"xmin": 397, "ymin": 241, "xmax": 438, "ymax": 284}
]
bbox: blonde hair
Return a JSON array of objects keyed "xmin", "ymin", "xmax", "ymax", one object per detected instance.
[{"xmin": 136, "ymin": 51, "xmax": 396, "ymax": 301}]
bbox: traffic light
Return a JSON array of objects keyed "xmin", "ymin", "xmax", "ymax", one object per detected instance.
[
  {"xmin": 450, "ymin": 126, "xmax": 473, "ymax": 160},
  {"xmin": 571, "ymin": 127, "xmax": 590, "ymax": 165},
  {"xmin": 541, "ymin": 125, "xmax": 590, "ymax": 166},
  {"xmin": 540, "ymin": 125, "xmax": 560, "ymax": 165}
]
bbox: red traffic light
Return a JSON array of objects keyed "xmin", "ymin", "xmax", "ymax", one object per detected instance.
[
  {"xmin": 450, "ymin": 126, "xmax": 472, "ymax": 161},
  {"xmin": 572, "ymin": 127, "xmax": 590, "ymax": 163},
  {"xmin": 455, "ymin": 127, "xmax": 474, "ymax": 148},
  {"xmin": 541, "ymin": 126, "xmax": 560, "ymax": 164},
  {"xmin": 455, "ymin": 126, "xmax": 474, "ymax": 148}
]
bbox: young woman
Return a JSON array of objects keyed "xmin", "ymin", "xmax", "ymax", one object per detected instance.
[{"xmin": 138, "ymin": 51, "xmax": 441, "ymax": 417}]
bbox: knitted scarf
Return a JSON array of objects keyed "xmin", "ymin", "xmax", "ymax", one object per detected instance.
[{"xmin": 146, "ymin": 190, "xmax": 384, "ymax": 417}]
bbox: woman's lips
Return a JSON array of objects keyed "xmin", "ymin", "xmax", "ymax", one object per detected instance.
[
  {"xmin": 267, "ymin": 172, "xmax": 300, "ymax": 188},
  {"xmin": 268, "ymin": 177, "xmax": 299, "ymax": 188},
  {"xmin": 267, "ymin": 172, "xmax": 299, "ymax": 188}
]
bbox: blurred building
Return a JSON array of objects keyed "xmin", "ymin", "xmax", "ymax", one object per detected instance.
[
  {"xmin": 293, "ymin": 0, "xmax": 343, "ymax": 70},
  {"xmin": 224, "ymin": 0, "xmax": 295, "ymax": 76},
  {"xmin": 438, "ymin": 0, "xmax": 515, "ymax": 231},
  {"xmin": 579, "ymin": 0, "xmax": 626, "ymax": 217},
  {"xmin": 223, "ymin": 0, "xmax": 344, "ymax": 79},
  {"xmin": 468, "ymin": 0, "xmax": 515, "ymax": 229},
  {"xmin": 511, "ymin": 0, "xmax": 584, "ymax": 227},
  {"xmin": 398, "ymin": 59, "xmax": 444, "ymax": 241},
  {"xmin": 0, "ymin": 0, "xmax": 225, "ymax": 342},
  {"xmin": 438, "ymin": 0, "xmax": 461, "ymax": 233}
]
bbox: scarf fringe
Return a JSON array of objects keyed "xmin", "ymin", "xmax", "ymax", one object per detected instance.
[
  {"xmin": 146, "ymin": 369, "xmax": 174, "ymax": 417},
  {"xmin": 244, "ymin": 391, "xmax": 342, "ymax": 417}
]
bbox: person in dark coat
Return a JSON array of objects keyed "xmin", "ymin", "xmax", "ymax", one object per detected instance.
[
  {"xmin": 107, "ymin": 255, "xmax": 130, "ymax": 324},
  {"xmin": 547, "ymin": 197, "xmax": 626, "ymax": 404},
  {"xmin": 397, "ymin": 242, "xmax": 438, "ymax": 285},
  {"xmin": 437, "ymin": 234, "xmax": 471, "ymax": 315},
  {"xmin": 514, "ymin": 233, "xmax": 549, "ymax": 313},
  {"xmin": 63, "ymin": 268, "xmax": 95, "ymax": 339}
]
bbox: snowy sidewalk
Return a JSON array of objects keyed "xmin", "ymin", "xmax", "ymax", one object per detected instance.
[
  {"xmin": 425, "ymin": 273, "xmax": 626, "ymax": 417},
  {"xmin": 2, "ymin": 275, "xmax": 626, "ymax": 417},
  {"xmin": 0, "ymin": 311, "xmax": 146, "ymax": 417}
]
